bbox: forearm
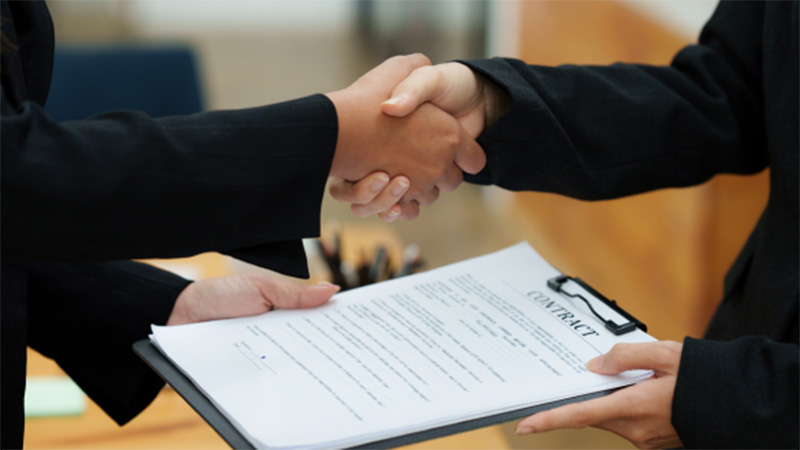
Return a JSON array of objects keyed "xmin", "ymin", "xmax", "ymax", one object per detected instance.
[
  {"xmin": 462, "ymin": 2, "xmax": 769, "ymax": 199},
  {"xmin": 26, "ymin": 260, "xmax": 190, "ymax": 424},
  {"xmin": 464, "ymin": 57, "xmax": 766, "ymax": 199},
  {"xmin": 1, "ymin": 93, "xmax": 336, "ymax": 262}
]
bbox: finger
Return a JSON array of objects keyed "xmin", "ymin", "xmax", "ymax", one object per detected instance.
[
  {"xmin": 256, "ymin": 276, "xmax": 340, "ymax": 310},
  {"xmin": 329, "ymin": 172, "xmax": 390, "ymax": 204},
  {"xmin": 436, "ymin": 163, "xmax": 464, "ymax": 192},
  {"xmin": 351, "ymin": 176, "xmax": 410, "ymax": 217},
  {"xmin": 377, "ymin": 203, "xmax": 403, "ymax": 223},
  {"xmin": 392, "ymin": 53, "xmax": 433, "ymax": 75},
  {"xmin": 395, "ymin": 198, "xmax": 420, "ymax": 221},
  {"xmin": 381, "ymin": 65, "xmax": 444, "ymax": 117},
  {"xmin": 410, "ymin": 186, "xmax": 440, "ymax": 207},
  {"xmin": 516, "ymin": 391, "xmax": 628, "ymax": 434},
  {"xmin": 328, "ymin": 178, "xmax": 356, "ymax": 202},
  {"xmin": 452, "ymin": 127, "xmax": 486, "ymax": 175},
  {"xmin": 587, "ymin": 341, "xmax": 683, "ymax": 375},
  {"xmin": 368, "ymin": 53, "xmax": 432, "ymax": 93}
]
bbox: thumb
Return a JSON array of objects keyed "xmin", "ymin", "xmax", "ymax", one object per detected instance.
[
  {"xmin": 382, "ymin": 66, "xmax": 443, "ymax": 117},
  {"xmin": 359, "ymin": 53, "xmax": 431, "ymax": 97},
  {"xmin": 257, "ymin": 277, "xmax": 340, "ymax": 310},
  {"xmin": 453, "ymin": 127, "xmax": 487, "ymax": 175},
  {"xmin": 587, "ymin": 341, "xmax": 682, "ymax": 375}
]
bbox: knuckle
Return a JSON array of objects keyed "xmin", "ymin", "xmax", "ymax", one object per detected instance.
[
  {"xmin": 408, "ymin": 53, "xmax": 432, "ymax": 67},
  {"xmin": 273, "ymin": 282, "xmax": 291, "ymax": 305},
  {"xmin": 617, "ymin": 342, "xmax": 638, "ymax": 354},
  {"xmin": 430, "ymin": 67, "xmax": 445, "ymax": 91},
  {"xmin": 571, "ymin": 410, "xmax": 592, "ymax": 429},
  {"xmin": 537, "ymin": 410, "xmax": 565, "ymax": 430},
  {"xmin": 437, "ymin": 183, "xmax": 453, "ymax": 193},
  {"xmin": 664, "ymin": 340, "xmax": 683, "ymax": 352},
  {"xmin": 440, "ymin": 171, "xmax": 463, "ymax": 192},
  {"xmin": 406, "ymin": 185, "xmax": 424, "ymax": 199},
  {"xmin": 387, "ymin": 54, "xmax": 405, "ymax": 65},
  {"xmin": 372, "ymin": 200, "xmax": 396, "ymax": 215},
  {"xmin": 417, "ymin": 192, "xmax": 438, "ymax": 207},
  {"xmin": 607, "ymin": 343, "xmax": 628, "ymax": 359},
  {"xmin": 353, "ymin": 188, "xmax": 374, "ymax": 204},
  {"xmin": 652, "ymin": 344, "xmax": 676, "ymax": 362},
  {"xmin": 443, "ymin": 128, "xmax": 463, "ymax": 149},
  {"xmin": 415, "ymin": 65, "xmax": 437, "ymax": 80},
  {"xmin": 611, "ymin": 342, "xmax": 630, "ymax": 352},
  {"xmin": 400, "ymin": 54, "xmax": 431, "ymax": 74},
  {"xmin": 432, "ymin": 165, "xmax": 449, "ymax": 181}
]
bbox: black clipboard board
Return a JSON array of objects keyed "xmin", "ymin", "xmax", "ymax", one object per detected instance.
[{"xmin": 134, "ymin": 338, "xmax": 625, "ymax": 449}]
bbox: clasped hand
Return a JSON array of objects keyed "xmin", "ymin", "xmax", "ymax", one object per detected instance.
[{"xmin": 326, "ymin": 57, "xmax": 509, "ymax": 221}]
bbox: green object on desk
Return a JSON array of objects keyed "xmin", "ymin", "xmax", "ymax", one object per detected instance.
[{"xmin": 24, "ymin": 376, "xmax": 86, "ymax": 418}]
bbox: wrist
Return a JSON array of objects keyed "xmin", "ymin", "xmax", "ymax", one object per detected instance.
[
  {"xmin": 325, "ymin": 89, "xmax": 359, "ymax": 180},
  {"xmin": 167, "ymin": 282, "xmax": 198, "ymax": 326},
  {"xmin": 478, "ymin": 74, "xmax": 510, "ymax": 130}
]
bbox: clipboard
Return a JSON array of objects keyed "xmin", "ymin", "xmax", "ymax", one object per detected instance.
[
  {"xmin": 135, "ymin": 339, "xmax": 624, "ymax": 449},
  {"xmin": 134, "ymin": 276, "xmax": 646, "ymax": 449},
  {"xmin": 547, "ymin": 275, "xmax": 647, "ymax": 335}
]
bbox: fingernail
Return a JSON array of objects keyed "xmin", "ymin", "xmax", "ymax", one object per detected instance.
[
  {"xmin": 587, "ymin": 355, "xmax": 604, "ymax": 372},
  {"xmin": 392, "ymin": 179, "xmax": 410, "ymax": 196},
  {"xmin": 387, "ymin": 206, "xmax": 400, "ymax": 218},
  {"xmin": 382, "ymin": 94, "xmax": 407, "ymax": 107},
  {"xmin": 516, "ymin": 426, "xmax": 534, "ymax": 435},
  {"xmin": 370, "ymin": 174, "xmax": 390, "ymax": 192},
  {"xmin": 317, "ymin": 281, "xmax": 341, "ymax": 292}
]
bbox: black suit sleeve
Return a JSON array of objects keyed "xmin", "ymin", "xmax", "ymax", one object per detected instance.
[
  {"xmin": 1, "ymin": 91, "xmax": 337, "ymax": 277},
  {"xmin": 462, "ymin": 2, "xmax": 767, "ymax": 200},
  {"xmin": 674, "ymin": 336, "xmax": 799, "ymax": 449},
  {"xmin": 26, "ymin": 260, "xmax": 191, "ymax": 425}
]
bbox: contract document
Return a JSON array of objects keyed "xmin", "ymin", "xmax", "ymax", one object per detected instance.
[{"xmin": 150, "ymin": 242, "xmax": 656, "ymax": 449}]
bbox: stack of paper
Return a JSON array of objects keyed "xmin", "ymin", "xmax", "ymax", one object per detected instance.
[{"xmin": 150, "ymin": 242, "xmax": 655, "ymax": 449}]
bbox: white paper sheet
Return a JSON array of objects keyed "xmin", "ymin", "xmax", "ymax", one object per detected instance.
[{"xmin": 151, "ymin": 242, "xmax": 655, "ymax": 449}]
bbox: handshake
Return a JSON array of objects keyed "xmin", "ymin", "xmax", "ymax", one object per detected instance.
[{"xmin": 325, "ymin": 54, "xmax": 509, "ymax": 222}]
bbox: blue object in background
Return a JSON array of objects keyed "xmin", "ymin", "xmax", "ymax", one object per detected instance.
[{"xmin": 45, "ymin": 45, "xmax": 205, "ymax": 122}]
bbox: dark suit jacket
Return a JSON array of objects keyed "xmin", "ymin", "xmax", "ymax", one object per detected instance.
[
  {"xmin": 0, "ymin": 2, "xmax": 338, "ymax": 448},
  {"xmin": 463, "ymin": 1, "xmax": 798, "ymax": 448}
]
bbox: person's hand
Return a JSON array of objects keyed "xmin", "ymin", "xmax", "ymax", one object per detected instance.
[
  {"xmin": 325, "ymin": 55, "xmax": 485, "ymax": 206},
  {"xmin": 167, "ymin": 274, "xmax": 339, "ymax": 325},
  {"xmin": 516, "ymin": 341, "xmax": 684, "ymax": 450},
  {"xmin": 328, "ymin": 172, "xmax": 419, "ymax": 222},
  {"xmin": 328, "ymin": 62, "xmax": 507, "ymax": 221},
  {"xmin": 382, "ymin": 62, "xmax": 510, "ymax": 138}
]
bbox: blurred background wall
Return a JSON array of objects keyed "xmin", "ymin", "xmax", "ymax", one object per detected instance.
[{"xmin": 27, "ymin": 1, "xmax": 768, "ymax": 449}]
